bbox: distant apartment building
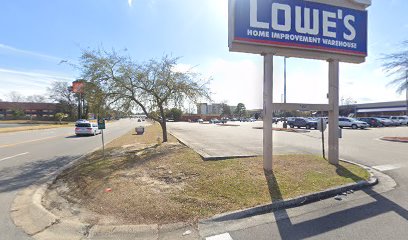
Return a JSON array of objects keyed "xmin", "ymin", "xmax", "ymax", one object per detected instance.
[
  {"xmin": 0, "ymin": 102, "xmax": 58, "ymax": 119},
  {"xmin": 196, "ymin": 103, "xmax": 224, "ymax": 115}
]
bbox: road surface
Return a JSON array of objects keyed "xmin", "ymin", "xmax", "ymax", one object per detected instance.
[{"xmin": 0, "ymin": 118, "xmax": 144, "ymax": 240}]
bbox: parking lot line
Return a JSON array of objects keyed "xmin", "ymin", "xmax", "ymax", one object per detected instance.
[
  {"xmin": 206, "ymin": 232, "xmax": 234, "ymax": 240},
  {"xmin": 0, "ymin": 152, "xmax": 29, "ymax": 162}
]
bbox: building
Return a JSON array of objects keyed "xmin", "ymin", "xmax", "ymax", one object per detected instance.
[
  {"xmin": 340, "ymin": 100, "xmax": 408, "ymax": 117},
  {"xmin": 196, "ymin": 103, "xmax": 224, "ymax": 115},
  {"xmin": 0, "ymin": 102, "xmax": 58, "ymax": 120}
]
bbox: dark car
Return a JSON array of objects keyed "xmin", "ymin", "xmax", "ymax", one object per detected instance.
[
  {"xmin": 357, "ymin": 117, "xmax": 382, "ymax": 127},
  {"xmin": 290, "ymin": 117, "xmax": 317, "ymax": 129}
]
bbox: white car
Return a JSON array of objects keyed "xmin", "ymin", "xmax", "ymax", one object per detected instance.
[
  {"xmin": 389, "ymin": 116, "xmax": 408, "ymax": 126},
  {"xmin": 75, "ymin": 121, "xmax": 101, "ymax": 136},
  {"xmin": 339, "ymin": 117, "xmax": 369, "ymax": 129}
]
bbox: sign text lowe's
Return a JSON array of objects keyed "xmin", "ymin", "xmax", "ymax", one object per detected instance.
[{"xmin": 229, "ymin": 0, "xmax": 368, "ymax": 63}]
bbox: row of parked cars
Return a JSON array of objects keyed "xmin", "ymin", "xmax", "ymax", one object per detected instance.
[{"xmin": 286, "ymin": 116, "xmax": 408, "ymax": 130}]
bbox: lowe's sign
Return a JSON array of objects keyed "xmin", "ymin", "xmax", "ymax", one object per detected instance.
[{"xmin": 229, "ymin": 0, "xmax": 370, "ymax": 63}]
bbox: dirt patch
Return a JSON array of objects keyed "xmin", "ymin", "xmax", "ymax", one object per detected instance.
[
  {"xmin": 380, "ymin": 137, "xmax": 408, "ymax": 143},
  {"xmin": 44, "ymin": 123, "xmax": 370, "ymax": 226}
]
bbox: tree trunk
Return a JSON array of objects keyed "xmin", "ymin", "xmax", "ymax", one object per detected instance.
[{"xmin": 160, "ymin": 120, "xmax": 168, "ymax": 142}]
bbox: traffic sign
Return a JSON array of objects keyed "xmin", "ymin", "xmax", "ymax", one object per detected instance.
[{"xmin": 97, "ymin": 118, "xmax": 106, "ymax": 129}]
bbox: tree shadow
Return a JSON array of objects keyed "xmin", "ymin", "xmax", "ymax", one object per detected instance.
[
  {"xmin": 264, "ymin": 165, "xmax": 408, "ymax": 239},
  {"xmin": 0, "ymin": 155, "xmax": 81, "ymax": 193}
]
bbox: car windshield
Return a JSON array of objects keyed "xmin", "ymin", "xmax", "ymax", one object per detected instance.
[{"xmin": 76, "ymin": 123, "xmax": 91, "ymax": 127}]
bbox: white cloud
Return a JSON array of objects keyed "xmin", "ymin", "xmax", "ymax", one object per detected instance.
[
  {"xmin": 128, "ymin": 0, "xmax": 133, "ymax": 7},
  {"xmin": 0, "ymin": 43, "xmax": 63, "ymax": 62},
  {"xmin": 0, "ymin": 68, "xmax": 74, "ymax": 100}
]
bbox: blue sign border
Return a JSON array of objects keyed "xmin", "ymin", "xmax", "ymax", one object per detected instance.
[{"xmin": 233, "ymin": 0, "xmax": 367, "ymax": 57}]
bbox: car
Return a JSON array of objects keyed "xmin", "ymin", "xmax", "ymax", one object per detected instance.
[
  {"xmin": 209, "ymin": 118, "xmax": 220, "ymax": 124},
  {"xmin": 375, "ymin": 117, "xmax": 396, "ymax": 127},
  {"xmin": 338, "ymin": 117, "xmax": 369, "ymax": 129},
  {"xmin": 390, "ymin": 116, "xmax": 408, "ymax": 126},
  {"xmin": 75, "ymin": 121, "xmax": 101, "ymax": 136},
  {"xmin": 286, "ymin": 117, "xmax": 296, "ymax": 126},
  {"xmin": 289, "ymin": 117, "xmax": 318, "ymax": 129},
  {"xmin": 197, "ymin": 118, "xmax": 204, "ymax": 123},
  {"xmin": 357, "ymin": 117, "xmax": 382, "ymax": 127}
]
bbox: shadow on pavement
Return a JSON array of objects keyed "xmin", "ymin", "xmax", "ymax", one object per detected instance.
[
  {"xmin": 265, "ymin": 166, "xmax": 408, "ymax": 239},
  {"xmin": 0, "ymin": 155, "xmax": 81, "ymax": 193}
]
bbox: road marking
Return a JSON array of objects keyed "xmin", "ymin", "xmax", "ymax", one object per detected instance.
[
  {"xmin": 206, "ymin": 233, "xmax": 233, "ymax": 240},
  {"xmin": 0, "ymin": 134, "xmax": 67, "ymax": 148},
  {"xmin": 372, "ymin": 164, "xmax": 401, "ymax": 172},
  {"xmin": 0, "ymin": 152, "xmax": 29, "ymax": 162}
]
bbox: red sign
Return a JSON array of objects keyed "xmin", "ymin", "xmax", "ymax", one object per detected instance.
[{"xmin": 72, "ymin": 81, "xmax": 85, "ymax": 93}]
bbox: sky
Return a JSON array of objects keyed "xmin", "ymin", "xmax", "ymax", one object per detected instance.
[{"xmin": 0, "ymin": 0, "xmax": 407, "ymax": 110}]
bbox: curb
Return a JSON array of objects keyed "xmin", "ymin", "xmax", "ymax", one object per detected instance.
[
  {"xmin": 200, "ymin": 159, "xmax": 378, "ymax": 223},
  {"xmin": 10, "ymin": 122, "xmax": 151, "ymax": 239}
]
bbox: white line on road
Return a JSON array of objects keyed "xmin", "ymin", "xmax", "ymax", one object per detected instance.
[
  {"xmin": 0, "ymin": 152, "xmax": 29, "ymax": 162},
  {"xmin": 372, "ymin": 164, "xmax": 401, "ymax": 172},
  {"xmin": 206, "ymin": 233, "xmax": 234, "ymax": 240}
]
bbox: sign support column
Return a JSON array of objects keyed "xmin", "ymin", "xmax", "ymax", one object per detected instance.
[
  {"xmin": 328, "ymin": 60, "xmax": 339, "ymax": 165},
  {"xmin": 263, "ymin": 53, "xmax": 273, "ymax": 171}
]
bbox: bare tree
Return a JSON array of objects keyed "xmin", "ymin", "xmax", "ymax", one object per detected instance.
[
  {"xmin": 47, "ymin": 81, "xmax": 77, "ymax": 119},
  {"xmin": 382, "ymin": 40, "xmax": 408, "ymax": 93},
  {"xmin": 26, "ymin": 95, "xmax": 46, "ymax": 103},
  {"xmin": 80, "ymin": 49, "xmax": 211, "ymax": 142},
  {"xmin": 7, "ymin": 91, "xmax": 25, "ymax": 102}
]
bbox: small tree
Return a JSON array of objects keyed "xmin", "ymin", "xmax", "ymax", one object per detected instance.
[
  {"xmin": 166, "ymin": 108, "xmax": 183, "ymax": 121},
  {"xmin": 55, "ymin": 112, "xmax": 67, "ymax": 124},
  {"xmin": 79, "ymin": 49, "xmax": 211, "ymax": 142},
  {"xmin": 234, "ymin": 103, "xmax": 247, "ymax": 118}
]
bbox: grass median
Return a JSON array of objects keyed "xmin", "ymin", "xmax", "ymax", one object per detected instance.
[{"xmin": 50, "ymin": 123, "xmax": 370, "ymax": 225}]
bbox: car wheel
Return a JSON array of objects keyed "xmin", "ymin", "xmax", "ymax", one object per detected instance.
[
  {"xmin": 297, "ymin": 126, "xmax": 300, "ymax": 128},
  {"xmin": 289, "ymin": 125, "xmax": 294, "ymax": 128},
  {"xmin": 351, "ymin": 124, "xmax": 357, "ymax": 129},
  {"xmin": 340, "ymin": 126, "xmax": 343, "ymax": 129}
]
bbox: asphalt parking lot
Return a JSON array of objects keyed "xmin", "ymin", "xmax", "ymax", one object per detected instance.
[{"xmin": 167, "ymin": 121, "xmax": 408, "ymax": 166}]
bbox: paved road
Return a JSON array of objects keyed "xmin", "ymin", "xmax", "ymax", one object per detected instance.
[
  {"xmin": 168, "ymin": 122, "xmax": 408, "ymax": 240},
  {"xmin": 0, "ymin": 118, "xmax": 144, "ymax": 240}
]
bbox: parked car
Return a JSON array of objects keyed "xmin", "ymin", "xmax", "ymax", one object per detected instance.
[
  {"xmin": 338, "ymin": 117, "xmax": 369, "ymax": 129},
  {"xmin": 287, "ymin": 117, "xmax": 296, "ymax": 126},
  {"xmin": 75, "ymin": 121, "xmax": 101, "ymax": 136},
  {"xmin": 197, "ymin": 118, "xmax": 204, "ymax": 123},
  {"xmin": 357, "ymin": 117, "xmax": 382, "ymax": 127},
  {"xmin": 209, "ymin": 118, "xmax": 220, "ymax": 124},
  {"xmin": 289, "ymin": 117, "xmax": 318, "ymax": 129},
  {"xmin": 390, "ymin": 116, "xmax": 408, "ymax": 126},
  {"xmin": 375, "ymin": 117, "xmax": 396, "ymax": 126}
]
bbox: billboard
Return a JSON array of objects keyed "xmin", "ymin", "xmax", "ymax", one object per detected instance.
[
  {"xmin": 72, "ymin": 80, "xmax": 85, "ymax": 94},
  {"xmin": 229, "ymin": 0, "xmax": 369, "ymax": 63}
]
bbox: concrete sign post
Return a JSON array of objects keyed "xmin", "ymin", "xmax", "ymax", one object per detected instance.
[
  {"xmin": 263, "ymin": 54, "xmax": 274, "ymax": 170},
  {"xmin": 328, "ymin": 60, "xmax": 340, "ymax": 164},
  {"xmin": 229, "ymin": 0, "xmax": 370, "ymax": 168}
]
